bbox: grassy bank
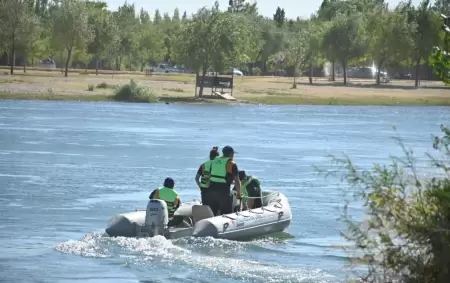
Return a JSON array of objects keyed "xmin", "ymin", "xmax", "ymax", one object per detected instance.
[
  {"xmin": 1, "ymin": 91, "xmax": 449, "ymax": 106},
  {"xmin": 0, "ymin": 69, "xmax": 449, "ymax": 106}
]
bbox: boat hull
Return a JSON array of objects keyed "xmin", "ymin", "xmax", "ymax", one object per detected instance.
[{"xmin": 105, "ymin": 190, "xmax": 291, "ymax": 241}]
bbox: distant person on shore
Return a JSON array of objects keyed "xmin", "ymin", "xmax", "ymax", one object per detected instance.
[
  {"xmin": 207, "ymin": 146, "xmax": 241, "ymax": 216},
  {"xmin": 149, "ymin": 177, "xmax": 182, "ymax": 226},
  {"xmin": 234, "ymin": 170, "xmax": 262, "ymax": 210},
  {"xmin": 195, "ymin": 146, "xmax": 220, "ymax": 206}
]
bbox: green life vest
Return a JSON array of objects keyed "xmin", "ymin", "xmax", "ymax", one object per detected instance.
[
  {"xmin": 200, "ymin": 160, "xmax": 213, "ymax": 189},
  {"xmin": 209, "ymin": 157, "xmax": 230, "ymax": 184},
  {"xmin": 156, "ymin": 187, "xmax": 179, "ymax": 216},
  {"xmin": 241, "ymin": 176, "xmax": 260, "ymax": 202}
]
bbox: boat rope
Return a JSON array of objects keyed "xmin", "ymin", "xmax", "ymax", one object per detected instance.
[
  {"xmin": 230, "ymin": 192, "xmax": 284, "ymax": 216},
  {"xmin": 243, "ymin": 191, "xmax": 280, "ymax": 199}
]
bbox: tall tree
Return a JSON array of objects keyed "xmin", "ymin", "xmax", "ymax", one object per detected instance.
[
  {"xmin": 283, "ymin": 27, "xmax": 310, "ymax": 88},
  {"xmin": 173, "ymin": 7, "xmax": 180, "ymax": 22},
  {"xmin": 0, "ymin": 0, "xmax": 38, "ymax": 75},
  {"xmin": 113, "ymin": 3, "xmax": 139, "ymax": 70},
  {"xmin": 140, "ymin": 8, "xmax": 150, "ymax": 24},
  {"xmin": 175, "ymin": 6, "xmax": 255, "ymax": 97},
  {"xmin": 322, "ymin": 13, "xmax": 367, "ymax": 84},
  {"xmin": 87, "ymin": 4, "xmax": 119, "ymax": 75},
  {"xmin": 430, "ymin": 13, "xmax": 450, "ymax": 85},
  {"xmin": 399, "ymin": 0, "xmax": 442, "ymax": 86},
  {"xmin": 153, "ymin": 9, "xmax": 162, "ymax": 24},
  {"xmin": 52, "ymin": 0, "xmax": 93, "ymax": 77},
  {"xmin": 366, "ymin": 8, "xmax": 413, "ymax": 84},
  {"xmin": 304, "ymin": 21, "xmax": 325, "ymax": 84},
  {"xmin": 228, "ymin": 0, "xmax": 257, "ymax": 14},
  {"xmin": 273, "ymin": 7, "xmax": 285, "ymax": 28},
  {"xmin": 433, "ymin": 0, "xmax": 450, "ymax": 15},
  {"xmin": 17, "ymin": 9, "xmax": 42, "ymax": 73},
  {"xmin": 136, "ymin": 24, "xmax": 164, "ymax": 71}
]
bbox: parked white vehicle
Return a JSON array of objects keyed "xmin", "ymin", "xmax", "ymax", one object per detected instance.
[
  {"xmin": 151, "ymin": 63, "xmax": 176, "ymax": 73},
  {"xmin": 224, "ymin": 68, "xmax": 243, "ymax": 76}
]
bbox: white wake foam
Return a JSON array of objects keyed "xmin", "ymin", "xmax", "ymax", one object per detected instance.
[{"xmin": 54, "ymin": 232, "xmax": 336, "ymax": 283}]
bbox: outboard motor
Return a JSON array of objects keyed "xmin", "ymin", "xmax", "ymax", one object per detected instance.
[{"xmin": 143, "ymin": 199, "xmax": 169, "ymax": 237}]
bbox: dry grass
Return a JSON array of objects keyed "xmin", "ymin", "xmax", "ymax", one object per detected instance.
[{"xmin": 0, "ymin": 66, "xmax": 449, "ymax": 106}]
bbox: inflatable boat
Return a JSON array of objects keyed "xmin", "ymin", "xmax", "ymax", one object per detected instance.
[{"xmin": 105, "ymin": 190, "xmax": 292, "ymax": 240}]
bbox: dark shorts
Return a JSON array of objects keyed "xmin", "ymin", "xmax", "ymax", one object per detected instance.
[
  {"xmin": 203, "ymin": 183, "xmax": 232, "ymax": 216},
  {"xmin": 200, "ymin": 188, "xmax": 208, "ymax": 205}
]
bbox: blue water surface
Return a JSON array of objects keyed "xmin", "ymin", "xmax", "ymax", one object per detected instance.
[{"xmin": 0, "ymin": 100, "xmax": 448, "ymax": 283}]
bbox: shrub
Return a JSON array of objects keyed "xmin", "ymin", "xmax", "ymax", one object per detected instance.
[
  {"xmin": 87, "ymin": 84, "xmax": 94, "ymax": 91},
  {"xmin": 113, "ymin": 79, "xmax": 158, "ymax": 103},
  {"xmin": 320, "ymin": 125, "xmax": 450, "ymax": 283},
  {"xmin": 252, "ymin": 67, "xmax": 261, "ymax": 76},
  {"xmin": 96, "ymin": 82, "xmax": 109, "ymax": 88}
]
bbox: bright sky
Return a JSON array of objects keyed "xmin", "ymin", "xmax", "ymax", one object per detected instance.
[{"xmin": 103, "ymin": 0, "xmax": 425, "ymax": 19}]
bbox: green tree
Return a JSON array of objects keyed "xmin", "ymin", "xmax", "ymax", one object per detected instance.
[
  {"xmin": 399, "ymin": 0, "xmax": 442, "ymax": 87},
  {"xmin": 322, "ymin": 13, "xmax": 367, "ymax": 84},
  {"xmin": 211, "ymin": 11, "xmax": 258, "ymax": 74},
  {"xmin": 72, "ymin": 47, "xmax": 93, "ymax": 71},
  {"xmin": 139, "ymin": 8, "xmax": 150, "ymax": 24},
  {"xmin": 163, "ymin": 12, "xmax": 171, "ymax": 23},
  {"xmin": 430, "ymin": 14, "xmax": 450, "ymax": 85},
  {"xmin": 273, "ymin": 7, "xmax": 285, "ymax": 28},
  {"xmin": 17, "ymin": 12, "xmax": 42, "ymax": 73},
  {"xmin": 174, "ymin": 7, "xmax": 218, "ymax": 96},
  {"xmin": 433, "ymin": 0, "xmax": 450, "ymax": 15},
  {"xmin": 366, "ymin": 8, "xmax": 413, "ymax": 84},
  {"xmin": 136, "ymin": 24, "xmax": 165, "ymax": 71},
  {"xmin": 258, "ymin": 19, "xmax": 285, "ymax": 73},
  {"xmin": 304, "ymin": 20, "xmax": 325, "ymax": 84},
  {"xmin": 153, "ymin": 9, "xmax": 162, "ymax": 24},
  {"xmin": 52, "ymin": 0, "xmax": 93, "ymax": 77},
  {"xmin": 175, "ymin": 6, "xmax": 255, "ymax": 96},
  {"xmin": 172, "ymin": 8, "xmax": 180, "ymax": 22},
  {"xmin": 321, "ymin": 124, "xmax": 450, "ymax": 283},
  {"xmin": 0, "ymin": 0, "xmax": 38, "ymax": 75},
  {"xmin": 228, "ymin": 0, "xmax": 257, "ymax": 14},
  {"xmin": 87, "ymin": 4, "xmax": 119, "ymax": 75},
  {"xmin": 113, "ymin": 3, "xmax": 139, "ymax": 71},
  {"xmin": 283, "ymin": 27, "xmax": 309, "ymax": 88}
]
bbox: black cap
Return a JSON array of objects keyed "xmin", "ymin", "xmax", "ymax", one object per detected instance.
[
  {"xmin": 222, "ymin": 145, "xmax": 236, "ymax": 155},
  {"xmin": 163, "ymin": 177, "xmax": 175, "ymax": 188},
  {"xmin": 238, "ymin": 170, "xmax": 246, "ymax": 181}
]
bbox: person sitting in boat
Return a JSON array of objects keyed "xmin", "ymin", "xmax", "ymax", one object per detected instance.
[
  {"xmin": 194, "ymin": 146, "xmax": 220, "ymax": 206},
  {"xmin": 149, "ymin": 177, "xmax": 183, "ymax": 227},
  {"xmin": 234, "ymin": 170, "xmax": 262, "ymax": 210},
  {"xmin": 208, "ymin": 145, "xmax": 241, "ymax": 216}
]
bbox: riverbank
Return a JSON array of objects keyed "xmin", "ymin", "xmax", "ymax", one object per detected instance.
[{"xmin": 1, "ymin": 68, "xmax": 449, "ymax": 106}]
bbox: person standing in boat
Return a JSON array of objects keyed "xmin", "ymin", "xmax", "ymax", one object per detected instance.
[
  {"xmin": 235, "ymin": 170, "xmax": 263, "ymax": 210},
  {"xmin": 149, "ymin": 177, "xmax": 183, "ymax": 227},
  {"xmin": 194, "ymin": 146, "xmax": 220, "ymax": 205},
  {"xmin": 207, "ymin": 145, "xmax": 241, "ymax": 216}
]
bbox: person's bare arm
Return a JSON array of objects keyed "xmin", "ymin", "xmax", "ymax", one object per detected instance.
[
  {"xmin": 231, "ymin": 162, "xmax": 241, "ymax": 196},
  {"xmin": 234, "ymin": 175, "xmax": 241, "ymax": 196},
  {"xmin": 195, "ymin": 174, "xmax": 202, "ymax": 189},
  {"xmin": 195, "ymin": 165, "xmax": 203, "ymax": 189}
]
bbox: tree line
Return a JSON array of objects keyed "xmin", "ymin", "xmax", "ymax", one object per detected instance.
[{"xmin": 0, "ymin": 0, "xmax": 449, "ymax": 91}]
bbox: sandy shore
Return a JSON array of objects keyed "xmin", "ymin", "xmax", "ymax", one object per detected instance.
[{"xmin": 0, "ymin": 67, "xmax": 449, "ymax": 105}]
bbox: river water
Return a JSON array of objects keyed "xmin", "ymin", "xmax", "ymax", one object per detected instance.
[{"xmin": 0, "ymin": 100, "xmax": 448, "ymax": 283}]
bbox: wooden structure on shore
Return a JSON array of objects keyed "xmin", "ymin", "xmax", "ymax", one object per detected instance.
[{"xmin": 195, "ymin": 74, "xmax": 235, "ymax": 100}]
